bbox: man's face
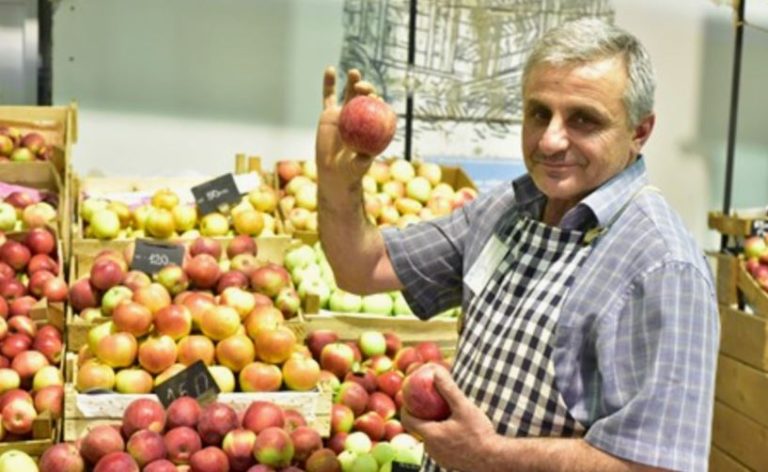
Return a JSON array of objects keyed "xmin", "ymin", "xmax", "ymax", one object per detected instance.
[{"xmin": 522, "ymin": 56, "xmax": 652, "ymax": 206}]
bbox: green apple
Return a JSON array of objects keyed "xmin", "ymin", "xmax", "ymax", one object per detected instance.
[
  {"xmin": 362, "ymin": 293, "xmax": 394, "ymax": 316},
  {"xmin": 359, "ymin": 331, "xmax": 387, "ymax": 358},
  {"xmin": 298, "ymin": 278, "xmax": 331, "ymax": 308},
  {"xmin": 351, "ymin": 453, "xmax": 379, "ymax": 472},
  {"xmin": 338, "ymin": 450, "xmax": 358, "ymax": 472},
  {"xmin": 392, "ymin": 292, "xmax": 413, "ymax": 316},
  {"xmin": 330, "ymin": 290, "xmax": 363, "ymax": 313},
  {"xmin": 91, "ymin": 209, "xmax": 121, "ymax": 239},
  {"xmin": 344, "ymin": 431, "xmax": 372, "ymax": 454},
  {"xmin": 0, "ymin": 203, "xmax": 17, "ymax": 231},
  {"xmin": 293, "ymin": 264, "xmax": 322, "ymax": 286},
  {"xmin": 101, "ymin": 285, "xmax": 133, "ymax": 316},
  {"xmin": 0, "ymin": 450, "xmax": 38, "ymax": 472},
  {"xmin": 372, "ymin": 442, "xmax": 396, "ymax": 467},
  {"xmin": 81, "ymin": 198, "xmax": 109, "ymax": 223},
  {"xmin": 284, "ymin": 245, "xmax": 317, "ymax": 272}
]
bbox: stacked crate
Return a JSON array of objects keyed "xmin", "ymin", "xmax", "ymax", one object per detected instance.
[{"xmin": 709, "ymin": 212, "xmax": 768, "ymax": 472}]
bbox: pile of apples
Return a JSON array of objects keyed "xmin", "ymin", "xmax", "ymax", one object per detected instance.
[
  {"xmin": 0, "ymin": 188, "xmax": 58, "ymax": 233},
  {"xmin": 0, "ymin": 126, "xmax": 51, "ymax": 162},
  {"xmin": 743, "ymin": 235, "xmax": 768, "ymax": 292},
  {"xmin": 0, "ymin": 228, "xmax": 66, "ymax": 443},
  {"xmin": 80, "ymin": 185, "xmax": 280, "ymax": 240},
  {"xmin": 73, "ymin": 235, "xmax": 317, "ymax": 394},
  {"xmin": 40, "ymin": 396, "xmax": 342, "ymax": 471},
  {"xmin": 277, "ymin": 158, "xmax": 478, "ymax": 234},
  {"xmin": 305, "ymin": 329, "xmax": 455, "ymax": 469},
  {"xmin": 284, "ymin": 241, "xmax": 460, "ymax": 319}
]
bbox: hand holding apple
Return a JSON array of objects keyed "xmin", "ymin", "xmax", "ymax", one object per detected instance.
[{"xmin": 399, "ymin": 365, "xmax": 496, "ymax": 471}]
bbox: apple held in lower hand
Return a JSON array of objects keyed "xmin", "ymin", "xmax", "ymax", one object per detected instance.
[
  {"xmin": 401, "ymin": 364, "xmax": 451, "ymax": 421},
  {"xmin": 338, "ymin": 95, "xmax": 397, "ymax": 156}
]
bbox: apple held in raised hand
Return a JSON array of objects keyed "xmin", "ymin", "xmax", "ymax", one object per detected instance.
[{"xmin": 338, "ymin": 95, "xmax": 398, "ymax": 156}]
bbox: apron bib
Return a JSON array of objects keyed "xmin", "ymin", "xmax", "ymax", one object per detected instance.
[{"xmin": 421, "ymin": 186, "xmax": 656, "ymax": 472}]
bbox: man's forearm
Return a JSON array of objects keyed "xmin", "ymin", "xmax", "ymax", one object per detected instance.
[
  {"xmin": 476, "ymin": 437, "xmax": 665, "ymax": 472},
  {"xmin": 317, "ymin": 177, "xmax": 400, "ymax": 294}
]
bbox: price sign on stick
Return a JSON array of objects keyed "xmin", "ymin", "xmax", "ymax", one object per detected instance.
[
  {"xmin": 154, "ymin": 360, "xmax": 220, "ymax": 407},
  {"xmin": 751, "ymin": 220, "xmax": 768, "ymax": 237},
  {"xmin": 191, "ymin": 173, "xmax": 241, "ymax": 215},
  {"xmin": 131, "ymin": 239, "xmax": 184, "ymax": 275},
  {"xmin": 392, "ymin": 462, "xmax": 421, "ymax": 472}
]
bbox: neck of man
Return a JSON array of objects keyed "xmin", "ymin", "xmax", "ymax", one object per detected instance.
[{"xmin": 541, "ymin": 197, "xmax": 581, "ymax": 226}]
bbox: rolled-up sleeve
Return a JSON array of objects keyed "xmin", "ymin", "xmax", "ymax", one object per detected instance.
[
  {"xmin": 585, "ymin": 261, "xmax": 719, "ymax": 471},
  {"xmin": 381, "ymin": 206, "xmax": 472, "ymax": 319}
]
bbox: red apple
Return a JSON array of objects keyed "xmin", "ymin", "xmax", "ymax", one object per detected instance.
[
  {"xmin": 282, "ymin": 356, "xmax": 321, "ymax": 391},
  {"xmin": 244, "ymin": 305, "xmax": 284, "ymax": 340},
  {"xmin": 335, "ymin": 381, "xmax": 369, "ymax": 417},
  {"xmin": 353, "ymin": 411, "xmax": 385, "ymax": 441},
  {"xmin": 338, "ymin": 96, "xmax": 397, "ymax": 156},
  {"xmin": 320, "ymin": 343, "xmax": 355, "ymax": 380},
  {"xmin": 0, "ymin": 240, "xmax": 31, "ymax": 271},
  {"xmin": 376, "ymin": 370, "xmax": 404, "ymax": 399},
  {"xmin": 34, "ymin": 384, "xmax": 63, "ymax": 418},
  {"xmin": 90, "ymin": 258, "xmax": 126, "ymax": 291},
  {"xmin": 164, "ymin": 426, "xmax": 202, "ymax": 465},
  {"xmin": 93, "ymin": 452, "xmax": 139, "ymax": 472},
  {"xmin": 138, "ymin": 335, "xmax": 178, "ymax": 374},
  {"xmin": 283, "ymin": 409, "xmax": 307, "ymax": 433},
  {"xmin": 41, "ymin": 277, "xmax": 68, "ymax": 302},
  {"xmin": 227, "ymin": 235, "xmax": 257, "ymax": 258},
  {"xmin": 113, "ymin": 301, "xmax": 153, "ymax": 337},
  {"xmin": 123, "ymin": 270, "xmax": 152, "ymax": 292},
  {"xmin": 24, "ymin": 228, "xmax": 55, "ymax": 255},
  {"xmin": 384, "ymin": 419, "xmax": 404, "ymax": 440},
  {"xmin": 415, "ymin": 341, "xmax": 443, "ymax": 363},
  {"xmin": 11, "ymin": 349, "xmax": 49, "ymax": 384},
  {"xmin": 27, "ymin": 253, "xmax": 59, "ymax": 274},
  {"xmin": 69, "ymin": 278, "xmax": 100, "ymax": 312},
  {"xmin": 122, "ymin": 398, "xmax": 166, "ymax": 438},
  {"xmin": 306, "ymin": 330, "xmax": 339, "ymax": 360},
  {"xmin": 1, "ymin": 398, "xmax": 36, "ymax": 434},
  {"xmin": 222, "ymin": 428, "xmax": 257, "ymax": 472},
  {"xmin": 327, "ymin": 432, "xmax": 348, "ymax": 455},
  {"xmin": 0, "ymin": 278, "xmax": 26, "ymax": 299},
  {"xmin": 39, "ymin": 443, "xmax": 85, "ymax": 472},
  {"xmin": 127, "ymin": 429, "xmax": 167, "ymax": 468},
  {"xmin": 167, "ymin": 396, "xmax": 202, "ymax": 430},
  {"xmin": 177, "ymin": 335, "xmax": 216, "ymax": 366},
  {"xmin": 367, "ymin": 391, "xmax": 397, "ymax": 420},
  {"xmin": 239, "ymin": 361, "xmax": 282, "ymax": 392},
  {"xmin": 344, "ymin": 369, "xmax": 377, "ymax": 394},
  {"xmin": 144, "ymin": 459, "xmax": 178, "ymax": 472},
  {"xmin": 133, "ymin": 283, "xmax": 172, "ymax": 315},
  {"xmin": 1, "ymin": 333, "xmax": 31, "ymax": 358},
  {"xmin": 190, "ymin": 446, "xmax": 230, "ymax": 472},
  {"xmin": 242, "ymin": 401, "xmax": 285, "ymax": 435},
  {"xmin": 401, "ymin": 364, "xmax": 451, "ymax": 421},
  {"xmin": 254, "ymin": 326, "xmax": 296, "ymax": 365},
  {"xmin": 154, "ymin": 304, "xmax": 193, "ymax": 340},
  {"xmin": 28, "ymin": 269, "xmax": 55, "ymax": 297},
  {"xmin": 8, "ymin": 314, "xmax": 36, "ymax": 337},
  {"xmin": 185, "ymin": 254, "xmax": 221, "ymax": 290},
  {"xmin": 290, "ymin": 425, "xmax": 322, "ymax": 465},
  {"xmin": 189, "ymin": 237, "xmax": 223, "ymax": 260},
  {"xmin": 197, "ymin": 402, "xmax": 238, "ymax": 446},
  {"xmin": 254, "ymin": 427, "xmax": 294, "ymax": 469},
  {"xmin": 393, "ymin": 346, "xmax": 422, "ymax": 373},
  {"xmin": 305, "ymin": 448, "xmax": 341, "ymax": 472},
  {"xmin": 216, "ymin": 270, "xmax": 250, "ymax": 294},
  {"xmin": 81, "ymin": 424, "xmax": 126, "ymax": 465},
  {"xmin": 215, "ymin": 334, "xmax": 256, "ymax": 373},
  {"xmin": 249, "ymin": 264, "xmax": 291, "ymax": 298}
]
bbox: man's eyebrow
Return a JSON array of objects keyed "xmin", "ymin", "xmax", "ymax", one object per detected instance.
[{"xmin": 524, "ymin": 98, "xmax": 608, "ymax": 119}]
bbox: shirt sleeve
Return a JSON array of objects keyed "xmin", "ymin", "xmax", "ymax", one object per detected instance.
[
  {"xmin": 381, "ymin": 202, "xmax": 474, "ymax": 319},
  {"xmin": 584, "ymin": 261, "xmax": 719, "ymax": 472}
]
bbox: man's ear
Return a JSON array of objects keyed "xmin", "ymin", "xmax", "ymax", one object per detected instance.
[{"xmin": 631, "ymin": 113, "xmax": 655, "ymax": 154}]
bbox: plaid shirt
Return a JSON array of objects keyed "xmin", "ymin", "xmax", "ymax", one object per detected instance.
[{"xmin": 382, "ymin": 158, "xmax": 719, "ymax": 471}]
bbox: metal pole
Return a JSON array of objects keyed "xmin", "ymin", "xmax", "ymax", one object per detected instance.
[
  {"xmin": 404, "ymin": 0, "xmax": 417, "ymax": 161},
  {"xmin": 721, "ymin": 0, "xmax": 747, "ymax": 251}
]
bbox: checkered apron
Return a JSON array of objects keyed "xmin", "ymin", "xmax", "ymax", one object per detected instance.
[{"xmin": 421, "ymin": 188, "xmax": 652, "ymax": 472}]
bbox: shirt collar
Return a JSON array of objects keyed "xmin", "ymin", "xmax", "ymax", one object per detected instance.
[{"xmin": 511, "ymin": 157, "xmax": 649, "ymax": 230}]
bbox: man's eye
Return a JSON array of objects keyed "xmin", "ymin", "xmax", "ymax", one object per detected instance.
[
  {"xmin": 571, "ymin": 113, "xmax": 599, "ymax": 129},
  {"xmin": 527, "ymin": 108, "xmax": 550, "ymax": 123}
]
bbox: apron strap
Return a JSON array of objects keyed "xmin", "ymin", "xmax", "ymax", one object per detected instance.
[{"xmin": 582, "ymin": 185, "xmax": 661, "ymax": 246}]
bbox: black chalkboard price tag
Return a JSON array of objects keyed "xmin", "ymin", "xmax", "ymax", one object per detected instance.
[
  {"xmin": 751, "ymin": 220, "xmax": 768, "ymax": 237},
  {"xmin": 392, "ymin": 462, "xmax": 421, "ymax": 472},
  {"xmin": 131, "ymin": 239, "xmax": 185, "ymax": 275},
  {"xmin": 191, "ymin": 173, "xmax": 241, "ymax": 215},
  {"xmin": 153, "ymin": 360, "xmax": 220, "ymax": 408}
]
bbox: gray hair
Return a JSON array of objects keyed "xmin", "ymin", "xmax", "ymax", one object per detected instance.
[{"xmin": 522, "ymin": 18, "xmax": 656, "ymax": 128}]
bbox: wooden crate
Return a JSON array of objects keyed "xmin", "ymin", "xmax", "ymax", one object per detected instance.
[
  {"xmin": 276, "ymin": 159, "xmax": 477, "ymax": 241},
  {"xmin": 719, "ymin": 305, "xmax": 768, "ymax": 371},
  {"xmin": 709, "ymin": 210, "xmax": 768, "ymax": 238},
  {"xmin": 735, "ymin": 261, "xmax": 768, "ymax": 316},
  {"xmin": 72, "ymin": 155, "xmax": 276, "ymax": 248},
  {"xmin": 0, "ymin": 103, "xmax": 78, "ymax": 172},
  {"xmin": 712, "ymin": 401, "xmax": 768, "ymax": 471},
  {"xmin": 63, "ymin": 358, "xmax": 332, "ymax": 442},
  {"xmin": 291, "ymin": 312, "xmax": 459, "ymax": 358},
  {"xmin": 0, "ymin": 412, "xmax": 58, "ymax": 457},
  {"xmin": 713, "ymin": 253, "xmax": 740, "ymax": 307},
  {"xmin": 66, "ymin": 235, "xmax": 301, "ymax": 353},
  {"xmin": 716, "ymin": 354, "xmax": 768, "ymax": 429},
  {"xmin": 710, "ymin": 446, "xmax": 751, "ymax": 472}
]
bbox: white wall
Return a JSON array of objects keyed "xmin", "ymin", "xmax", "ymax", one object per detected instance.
[{"xmin": 54, "ymin": 0, "xmax": 768, "ymax": 249}]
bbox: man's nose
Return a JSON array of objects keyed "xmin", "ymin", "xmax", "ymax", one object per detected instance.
[{"xmin": 539, "ymin": 117, "xmax": 569, "ymax": 154}]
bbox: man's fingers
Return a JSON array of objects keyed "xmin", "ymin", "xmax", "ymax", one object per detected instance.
[
  {"xmin": 322, "ymin": 66, "xmax": 337, "ymax": 110},
  {"xmin": 353, "ymin": 80, "xmax": 377, "ymax": 97},
  {"xmin": 343, "ymin": 69, "xmax": 363, "ymax": 104},
  {"xmin": 432, "ymin": 367, "xmax": 464, "ymax": 412}
]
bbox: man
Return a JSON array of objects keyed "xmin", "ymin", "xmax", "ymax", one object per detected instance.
[{"xmin": 316, "ymin": 18, "xmax": 718, "ymax": 472}]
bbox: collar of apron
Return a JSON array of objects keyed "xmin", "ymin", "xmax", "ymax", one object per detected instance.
[{"xmin": 581, "ymin": 184, "xmax": 661, "ymax": 246}]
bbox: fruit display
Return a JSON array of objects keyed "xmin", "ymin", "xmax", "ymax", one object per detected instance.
[
  {"xmin": 68, "ymin": 236, "xmax": 316, "ymax": 394},
  {"xmin": 0, "ymin": 228, "xmax": 67, "ymax": 449},
  {"xmin": 305, "ymin": 329, "xmax": 452, "ymax": 469},
  {"xmin": 78, "ymin": 183, "xmax": 280, "ymax": 241},
  {"xmin": 0, "ymin": 127, "xmax": 52, "ymax": 163},
  {"xmin": 0, "ymin": 184, "xmax": 60, "ymax": 234},
  {"xmin": 283, "ymin": 241, "xmax": 460, "ymax": 321},
  {"xmin": 742, "ymin": 235, "xmax": 768, "ymax": 291},
  {"xmin": 277, "ymin": 158, "xmax": 477, "ymax": 235}
]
